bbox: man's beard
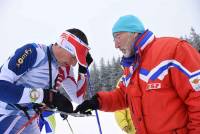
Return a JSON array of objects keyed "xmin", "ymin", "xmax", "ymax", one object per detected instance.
[{"xmin": 123, "ymin": 47, "xmax": 134, "ymax": 58}]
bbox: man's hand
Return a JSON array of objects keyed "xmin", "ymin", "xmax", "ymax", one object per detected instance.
[
  {"xmin": 78, "ymin": 52, "xmax": 93, "ymax": 74},
  {"xmin": 74, "ymin": 95, "xmax": 99, "ymax": 114},
  {"xmin": 43, "ymin": 90, "xmax": 73, "ymax": 113}
]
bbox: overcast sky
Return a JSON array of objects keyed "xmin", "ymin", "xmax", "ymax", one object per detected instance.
[
  {"xmin": 0, "ymin": 0, "xmax": 199, "ymax": 65},
  {"xmin": 0, "ymin": 0, "xmax": 199, "ymax": 133}
]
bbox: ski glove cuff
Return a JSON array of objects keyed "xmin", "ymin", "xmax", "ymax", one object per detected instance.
[
  {"xmin": 43, "ymin": 90, "xmax": 73, "ymax": 113},
  {"xmin": 74, "ymin": 94, "xmax": 99, "ymax": 114}
]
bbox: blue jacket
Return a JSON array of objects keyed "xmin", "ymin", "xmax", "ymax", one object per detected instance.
[{"xmin": 0, "ymin": 43, "xmax": 59, "ymax": 116}]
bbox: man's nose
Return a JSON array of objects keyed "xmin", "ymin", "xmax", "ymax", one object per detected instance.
[{"xmin": 115, "ymin": 41, "xmax": 120, "ymax": 48}]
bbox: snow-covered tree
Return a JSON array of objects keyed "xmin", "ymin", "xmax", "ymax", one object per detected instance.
[{"xmin": 182, "ymin": 27, "xmax": 200, "ymax": 51}]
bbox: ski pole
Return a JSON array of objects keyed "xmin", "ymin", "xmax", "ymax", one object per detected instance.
[
  {"xmin": 66, "ymin": 118, "xmax": 74, "ymax": 134},
  {"xmin": 94, "ymin": 110, "xmax": 103, "ymax": 134},
  {"xmin": 46, "ymin": 109, "xmax": 94, "ymax": 117},
  {"xmin": 16, "ymin": 105, "xmax": 47, "ymax": 134},
  {"xmin": 16, "ymin": 112, "xmax": 40, "ymax": 134},
  {"xmin": 87, "ymin": 70, "xmax": 103, "ymax": 134}
]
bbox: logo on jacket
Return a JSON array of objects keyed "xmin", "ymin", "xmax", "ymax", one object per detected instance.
[
  {"xmin": 30, "ymin": 89, "xmax": 40, "ymax": 102},
  {"xmin": 16, "ymin": 48, "xmax": 32, "ymax": 67},
  {"xmin": 190, "ymin": 75, "xmax": 200, "ymax": 91},
  {"xmin": 147, "ymin": 83, "xmax": 161, "ymax": 90}
]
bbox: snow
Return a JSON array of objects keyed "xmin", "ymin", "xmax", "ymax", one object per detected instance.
[{"xmin": 41, "ymin": 111, "xmax": 124, "ymax": 134}]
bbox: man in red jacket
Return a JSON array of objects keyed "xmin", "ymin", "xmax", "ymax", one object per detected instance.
[{"xmin": 74, "ymin": 15, "xmax": 200, "ymax": 134}]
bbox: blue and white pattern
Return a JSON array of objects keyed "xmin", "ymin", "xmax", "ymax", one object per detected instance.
[
  {"xmin": 0, "ymin": 43, "xmax": 59, "ymax": 133},
  {"xmin": 122, "ymin": 66, "xmax": 134, "ymax": 87},
  {"xmin": 133, "ymin": 30, "xmax": 154, "ymax": 53},
  {"xmin": 39, "ymin": 111, "xmax": 55, "ymax": 134},
  {"xmin": 139, "ymin": 60, "xmax": 200, "ymax": 83},
  {"xmin": 121, "ymin": 30, "xmax": 155, "ymax": 87}
]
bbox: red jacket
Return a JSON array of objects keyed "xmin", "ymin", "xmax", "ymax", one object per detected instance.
[{"xmin": 97, "ymin": 36, "xmax": 200, "ymax": 134}]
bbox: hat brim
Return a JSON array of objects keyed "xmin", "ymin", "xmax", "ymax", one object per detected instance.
[{"xmin": 61, "ymin": 32, "xmax": 90, "ymax": 67}]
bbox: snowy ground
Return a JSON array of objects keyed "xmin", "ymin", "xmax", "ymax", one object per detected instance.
[
  {"xmin": 41, "ymin": 111, "xmax": 124, "ymax": 134},
  {"xmin": 56, "ymin": 111, "xmax": 123, "ymax": 134}
]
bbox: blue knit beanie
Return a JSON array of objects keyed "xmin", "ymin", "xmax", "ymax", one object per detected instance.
[{"xmin": 112, "ymin": 15, "xmax": 145, "ymax": 35}]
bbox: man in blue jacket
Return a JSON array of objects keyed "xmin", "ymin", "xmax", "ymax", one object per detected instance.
[
  {"xmin": 38, "ymin": 28, "xmax": 93, "ymax": 134},
  {"xmin": 0, "ymin": 28, "xmax": 92, "ymax": 133}
]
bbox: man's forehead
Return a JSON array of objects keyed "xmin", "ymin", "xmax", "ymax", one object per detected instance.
[{"xmin": 113, "ymin": 32, "xmax": 127, "ymax": 37}]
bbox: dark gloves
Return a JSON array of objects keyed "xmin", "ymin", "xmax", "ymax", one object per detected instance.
[
  {"xmin": 74, "ymin": 95, "xmax": 99, "ymax": 114},
  {"xmin": 78, "ymin": 52, "xmax": 93, "ymax": 74},
  {"xmin": 43, "ymin": 90, "xmax": 73, "ymax": 114}
]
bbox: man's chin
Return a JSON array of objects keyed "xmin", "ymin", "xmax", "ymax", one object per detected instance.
[
  {"xmin": 123, "ymin": 53, "xmax": 132, "ymax": 58},
  {"xmin": 122, "ymin": 50, "xmax": 134, "ymax": 58}
]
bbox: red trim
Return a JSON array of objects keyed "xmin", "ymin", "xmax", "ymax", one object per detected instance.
[
  {"xmin": 65, "ymin": 65, "xmax": 70, "ymax": 75},
  {"xmin": 16, "ymin": 113, "xmax": 40, "ymax": 134},
  {"xmin": 135, "ymin": 30, "xmax": 148, "ymax": 48}
]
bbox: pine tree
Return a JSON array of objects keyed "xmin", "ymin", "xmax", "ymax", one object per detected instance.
[
  {"xmin": 107, "ymin": 57, "xmax": 123, "ymax": 90},
  {"xmin": 88, "ymin": 57, "xmax": 123, "ymax": 93},
  {"xmin": 182, "ymin": 27, "xmax": 200, "ymax": 51},
  {"xmin": 112, "ymin": 57, "xmax": 123, "ymax": 88},
  {"xmin": 109, "ymin": 57, "xmax": 116, "ymax": 89},
  {"xmin": 86, "ymin": 62, "xmax": 101, "ymax": 99},
  {"xmin": 99, "ymin": 58, "xmax": 108, "ymax": 91},
  {"xmin": 104, "ymin": 60, "xmax": 113, "ymax": 91},
  {"xmin": 189, "ymin": 28, "xmax": 200, "ymax": 51}
]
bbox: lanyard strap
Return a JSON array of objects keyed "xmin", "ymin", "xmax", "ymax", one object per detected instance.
[{"xmin": 47, "ymin": 46, "xmax": 53, "ymax": 89}]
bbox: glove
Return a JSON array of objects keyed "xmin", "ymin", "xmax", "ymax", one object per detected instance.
[
  {"xmin": 43, "ymin": 90, "xmax": 73, "ymax": 114},
  {"xmin": 78, "ymin": 52, "xmax": 93, "ymax": 74},
  {"xmin": 74, "ymin": 95, "xmax": 99, "ymax": 114}
]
